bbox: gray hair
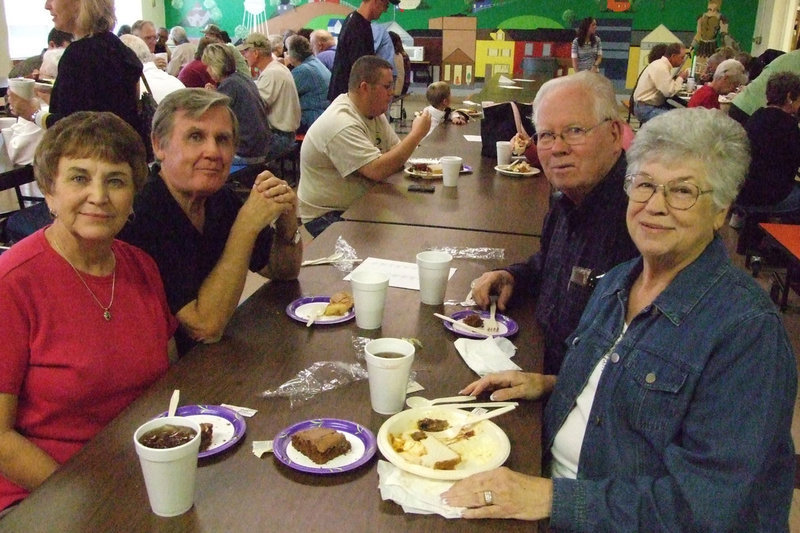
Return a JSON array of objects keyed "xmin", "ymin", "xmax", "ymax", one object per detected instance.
[
  {"xmin": 120, "ymin": 34, "xmax": 153, "ymax": 64},
  {"xmin": 626, "ymin": 107, "xmax": 750, "ymax": 210},
  {"xmin": 287, "ymin": 34, "xmax": 312, "ymax": 62},
  {"xmin": 269, "ymin": 34, "xmax": 284, "ymax": 53},
  {"xmin": 170, "ymin": 26, "xmax": 189, "ymax": 45},
  {"xmin": 532, "ymin": 71, "xmax": 619, "ymax": 127},
  {"xmin": 152, "ymin": 88, "xmax": 239, "ymax": 152},
  {"xmin": 202, "ymin": 43, "xmax": 236, "ymax": 79},
  {"xmin": 714, "ymin": 58, "xmax": 747, "ymax": 85}
]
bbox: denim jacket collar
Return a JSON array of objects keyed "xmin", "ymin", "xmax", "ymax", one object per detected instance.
[{"xmin": 600, "ymin": 235, "xmax": 730, "ymax": 326}]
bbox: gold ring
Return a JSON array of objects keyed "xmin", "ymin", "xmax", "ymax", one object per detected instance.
[{"xmin": 483, "ymin": 490, "xmax": 493, "ymax": 505}]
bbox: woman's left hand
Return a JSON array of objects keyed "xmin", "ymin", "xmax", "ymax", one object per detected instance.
[{"xmin": 441, "ymin": 467, "xmax": 553, "ymax": 520}]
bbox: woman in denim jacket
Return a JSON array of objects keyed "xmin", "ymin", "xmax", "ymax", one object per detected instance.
[{"xmin": 443, "ymin": 108, "xmax": 796, "ymax": 531}]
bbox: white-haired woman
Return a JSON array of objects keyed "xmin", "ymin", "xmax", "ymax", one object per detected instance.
[
  {"xmin": 201, "ymin": 43, "xmax": 271, "ymax": 168},
  {"xmin": 8, "ymin": 0, "xmax": 141, "ymax": 133},
  {"xmin": 444, "ymin": 108, "xmax": 796, "ymax": 531}
]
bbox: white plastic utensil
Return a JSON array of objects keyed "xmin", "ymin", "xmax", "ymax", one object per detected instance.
[
  {"xmin": 430, "ymin": 401, "xmax": 518, "ymax": 410},
  {"xmin": 306, "ymin": 309, "xmax": 322, "ymax": 327},
  {"xmin": 301, "ymin": 252, "xmax": 343, "ymax": 266},
  {"xmin": 405, "ymin": 395, "xmax": 476, "ymax": 408},
  {"xmin": 485, "ymin": 296, "xmax": 499, "ymax": 332},
  {"xmin": 167, "ymin": 389, "xmax": 180, "ymax": 417},
  {"xmin": 439, "ymin": 403, "xmax": 517, "ymax": 439},
  {"xmin": 433, "ymin": 313, "xmax": 493, "ymax": 338}
]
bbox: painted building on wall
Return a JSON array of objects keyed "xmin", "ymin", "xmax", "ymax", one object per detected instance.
[{"xmin": 165, "ymin": 0, "xmax": 757, "ymax": 92}]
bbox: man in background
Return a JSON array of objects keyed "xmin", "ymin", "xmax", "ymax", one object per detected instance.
[
  {"xmin": 9, "ymin": 28, "xmax": 72, "ymax": 79},
  {"xmin": 300, "ymin": 56, "xmax": 430, "ymax": 236},
  {"xmin": 633, "ymin": 42, "xmax": 689, "ymax": 123},
  {"xmin": 310, "ymin": 29, "xmax": 336, "ymax": 71},
  {"xmin": 166, "ymin": 26, "xmax": 196, "ymax": 76},
  {"xmin": 132, "ymin": 20, "xmax": 167, "ymax": 70},
  {"xmin": 238, "ymin": 33, "xmax": 301, "ymax": 159},
  {"xmin": 327, "ymin": 0, "xmax": 399, "ymax": 100},
  {"xmin": 472, "ymin": 72, "xmax": 637, "ymax": 375}
]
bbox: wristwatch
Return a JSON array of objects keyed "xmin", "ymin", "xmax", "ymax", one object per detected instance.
[{"xmin": 281, "ymin": 228, "xmax": 302, "ymax": 245}]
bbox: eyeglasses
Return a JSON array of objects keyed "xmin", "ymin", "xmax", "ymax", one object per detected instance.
[
  {"xmin": 624, "ymin": 173, "xmax": 713, "ymax": 210},
  {"xmin": 533, "ymin": 118, "xmax": 612, "ymax": 149}
]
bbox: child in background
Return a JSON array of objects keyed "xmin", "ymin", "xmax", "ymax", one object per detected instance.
[{"xmin": 423, "ymin": 81, "xmax": 468, "ymax": 135}]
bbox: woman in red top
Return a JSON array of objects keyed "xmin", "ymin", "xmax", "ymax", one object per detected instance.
[{"xmin": 0, "ymin": 112, "xmax": 177, "ymax": 514}]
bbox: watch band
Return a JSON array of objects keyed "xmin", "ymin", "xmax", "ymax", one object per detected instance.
[{"xmin": 280, "ymin": 228, "xmax": 302, "ymax": 245}]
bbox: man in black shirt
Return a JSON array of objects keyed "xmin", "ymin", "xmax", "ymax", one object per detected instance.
[
  {"xmin": 327, "ymin": 0, "xmax": 399, "ymax": 100},
  {"xmin": 472, "ymin": 72, "xmax": 638, "ymax": 374}
]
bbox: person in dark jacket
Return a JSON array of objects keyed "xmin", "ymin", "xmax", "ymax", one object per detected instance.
[{"xmin": 8, "ymin": 0, "xmax": 141, "ymax": 134}]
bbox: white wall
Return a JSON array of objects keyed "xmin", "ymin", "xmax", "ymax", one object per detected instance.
[
  {"xmin": 752, "ymin": 0, "xmax": 799, "ymax": 55},
  {"xmin": 0, "ymin": 2, "xmax": 10, "ymax": 81}
]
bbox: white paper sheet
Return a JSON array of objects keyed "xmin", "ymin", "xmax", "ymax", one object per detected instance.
[{"xmin": 463, "ymin": 135, "xmax": 482, "ymax": 142}]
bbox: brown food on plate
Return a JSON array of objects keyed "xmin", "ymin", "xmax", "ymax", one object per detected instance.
[
  {"xmin": 199, "ymin": 422, "xmax": 213, "ymax": 451},
  {"xmin": 417, "ymin": 418, "xmax": 450, "ymax": 432},
  {"xmin": 291, "ymin": 427, "xmax": 352, "ymax": 464},
  {"xmin": 391, "ymin": 431, "xmax": 462, "ymax": 470},
  {"xmin": 508, "ymin": 160, "xmax": 533, "ymax": 173},
  {"xmin": 462, "ymin": 313, "xmax": 484, "ymax": 328},
  {"xmin": 324, "ymin": 291, "xmax": 354, "ymax": 316},
  {"xmin": 409, "ymin": 162, "xmax": 442, "ymax": 175}
]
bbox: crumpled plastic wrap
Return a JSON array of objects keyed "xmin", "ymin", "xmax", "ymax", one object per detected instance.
[
  {"xmin": 261, "ymin": 336, "xmax": 422, "ymax": 408},
  {"xmin": 424, "ymin": 246, "xmax": 504, "ymax": 260},
  {"xmin": 260, "ymin": 361, "xmax": 368, "ymax": 408},
  {"xmin": 332, "ymin": 236, "xmax": 359, "ymax": 272}
]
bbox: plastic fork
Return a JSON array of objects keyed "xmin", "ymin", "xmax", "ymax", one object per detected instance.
[{"xmin": 485, "ymin": 296, "xmax": 499, "ymax": 332}]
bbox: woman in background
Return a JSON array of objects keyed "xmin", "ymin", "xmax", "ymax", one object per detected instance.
[
  {"xmin": 571, "ymin": 17, "xmax": 602, "ymax": 73},
  {"xmin": 389, "ymin": 31, "xmax": 411, "ymax": 96},
  {"xmin": 0, "ymin": 112, "xmax": 177, "ymax": 514},
  {"xmin": 8, "ymin": 0, "xmax": 140, "ymax": 133},
  {"xmin": 202, "ymin": 43, "xmax": 271, "ymax": 167}
]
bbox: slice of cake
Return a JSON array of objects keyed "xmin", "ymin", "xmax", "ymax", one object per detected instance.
[
  {"xmin": 418, "ymin": 434, "xmax": 461, "ymax": 470},
  {"xmin": 291, "ymin": 427, "xmax": 351, "ymax": 464}
]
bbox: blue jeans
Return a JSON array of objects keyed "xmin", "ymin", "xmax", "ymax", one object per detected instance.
[
  {"xmin": 303, "ymin": 211, "xmax": 343, "ymax": 238},
  {"xmin": 266, "ymin": 130, "xmax": 296, "ymax": 161},
  {"xmin": 633, "ymin": 101, "xmax": 671, "ymax": 124}
]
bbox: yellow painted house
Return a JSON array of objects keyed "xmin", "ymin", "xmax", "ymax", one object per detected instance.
[{"xmin": 475, "ymin": 29, "xmax": 515, "ymax": 79}]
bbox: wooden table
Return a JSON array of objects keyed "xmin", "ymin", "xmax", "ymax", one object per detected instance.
[
  {"xmin": 760, "ymin": 223, "xmax": 800, "ymax": 311},
  {"xmin": 2, "ymin": 222, "xmax": 544, "ymax": 532},
  {"xmin": 343, "ymin": 121, "xmax": 552, "ymax": 236}
]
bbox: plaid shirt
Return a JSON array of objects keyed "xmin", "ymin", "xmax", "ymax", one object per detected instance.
[{"xmin": 505, "ymin": 155, "xmax": 637, "ymax": 374}]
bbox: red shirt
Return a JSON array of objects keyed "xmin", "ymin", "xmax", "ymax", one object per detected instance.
[
  {"xmin": 688, "ymin": 84, "xmax": 720, "ymax": 109},
  {"xmin": 0, "ymin": 229, "xmax": 177, "ymax": 510}
]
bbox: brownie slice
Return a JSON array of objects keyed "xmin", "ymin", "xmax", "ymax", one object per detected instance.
[{"xmin": 291, "ymin": 427, "xmax": 351, "ymax": 464}]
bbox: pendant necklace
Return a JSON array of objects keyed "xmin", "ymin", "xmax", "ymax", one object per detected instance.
[{"xmin": 51, "ymin": 237, "xmax": 116, "ymax": 321}]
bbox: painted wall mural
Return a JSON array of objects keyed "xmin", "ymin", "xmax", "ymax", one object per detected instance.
[
  {"xmin": 164, "ymin": 0, "xmax": 757, "ymax": 90},
  {"xmin": 166, "ymin": 0, "xmax": 755, "ymax": 47}
]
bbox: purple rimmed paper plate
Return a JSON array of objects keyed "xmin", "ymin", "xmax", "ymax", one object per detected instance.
[
  {"xmin": 286, "ymin": 296, "xmax": 355, "ymax": 325},
  {"xmin": 273, "ymin": 418, "xmax": 376, "ymax": 474},
  {"xmin": 156, "ymin": 404, "xmax": 246, "ymax": 459},
  {"xmin": 442, "ymin": 310, "xmax": 519, "ymax": 339}
]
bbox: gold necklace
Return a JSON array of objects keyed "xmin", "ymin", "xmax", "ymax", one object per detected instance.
[{"xmin": 51, "ymin": 237, "xmax": 116, "ymax": 321}]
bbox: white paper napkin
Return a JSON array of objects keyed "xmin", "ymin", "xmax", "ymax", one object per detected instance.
[
  {"xmin": 454, "ymin": 337, "xmax": 521, "ymax": 376},
  {"xmin": 377, "ymin": 460, "xmax": 463, "ymax": 519}
]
